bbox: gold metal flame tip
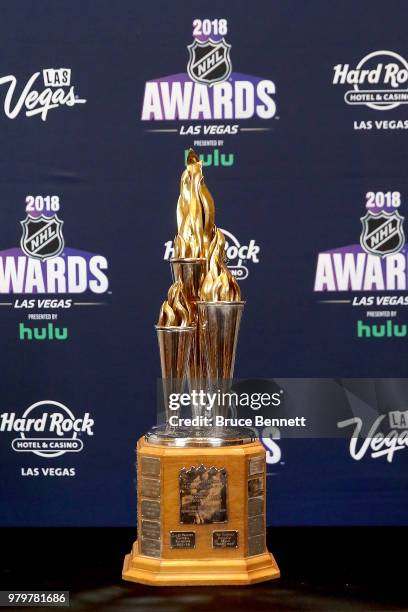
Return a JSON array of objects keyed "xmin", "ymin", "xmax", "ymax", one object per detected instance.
[
  {"xmin": 157, "ymin": 280, "xmax": 193, "ymax": 327},
  {"xmin": 199, "ymin": 229, "xmax": 241, "ymax": 302},
  {"xmin": 174, "ymin": 148, "xmax": 215, "ymax": 259},
  {"xmin": 170, "ymin": 151, "xmax": 242, "ymax": 302},
  {"xmin": 187, "ymin": 148, "xmax": 200, "ymax": 165}
]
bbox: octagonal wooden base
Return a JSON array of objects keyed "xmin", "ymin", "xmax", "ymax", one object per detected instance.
[
  {"xmin": 122, "ymin": 542, "xmax": 280, "ymax": 586},
  {"xmin": 122, "ymin": 436, "xmax": 280, "ymax": 587}
]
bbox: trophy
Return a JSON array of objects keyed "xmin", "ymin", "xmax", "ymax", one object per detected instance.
[{"xmin": 122, "ymin": 150, "xmax": 280, "ymax": 586}]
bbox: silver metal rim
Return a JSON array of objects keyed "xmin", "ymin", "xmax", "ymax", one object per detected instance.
[
  {"xmin": 154, "ymin": 325, "xmax": 195, "ymax": 332},
  {"xmin": 170, "ymin": 257, "xmax": 206, "ymax": 263},
  {"xmin": 196, "ymin": 301, "xmax": 246, "ymax": 306},
  {"xmin": 145, "ymin": 429, "xmax": 256, "ymax": 447}
]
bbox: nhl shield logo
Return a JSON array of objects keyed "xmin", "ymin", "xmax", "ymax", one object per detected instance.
[
  {"xmin": 360, "ymin": 211, "xmax": 405, "ymax": 256},
  {"xmin": 20, "ymin": 214, "xmax": 64, "ymax": 260},
  {"xmin": 187, "ymin": 37, "xmax": 232, "ymax": 85}
]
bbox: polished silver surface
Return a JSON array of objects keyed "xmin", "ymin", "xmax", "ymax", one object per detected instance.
[
  {"xmin": 247, "ymin": 534, "xmax": 265, "ymax": 557},
  {"xmin": 249, "ymin": 455, "xmax": 265, "ymax": 476},
  {"xmin": 141, "ymin": 519, "xmax": 161, "ymax": 540},
  {"xmin": 197, "ymin": 301, "xmax": 245, "ymax": 425},
  {"xmin": 140, "ymin": 477, "xmax": 161, "ymax": 499},
  {"xmin": 140, "ymin": 456, "xmax": 161, "ymax": 478},
  {"xmin": 140, "ymin": 537, "xmax": 161, "ymax": 558},
  {"xmin": 155, "ymin": 325, "xmax": 194, "ymax": 428},
  {"xmin": 170, "ymin": 258, "xmax": 208, "ymax": 416},
  {"xmin": 170, "ymin": 258, "xmax": 206, "ymax": 303},
  {"xmin": 140, "ymin": 499, "xmax": 161, "ymax": 520},
  {"xmin": 248, "ymin": 495, "xmax": 264, "ymax": 517},
  {"xmin": 145, "ymin": 424, "xmax": 255, "ymax": 447},
  {"xmin": 197, "ymin": 301, "xmax": 245, "ymax": 380},
  {"xmin": 248, "ymin": 514, "xmax": 265, "ymax": 538}
]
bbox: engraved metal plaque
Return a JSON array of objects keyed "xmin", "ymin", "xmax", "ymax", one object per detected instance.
[
  {"xmin": 180, "ymin": 465, "xmax": 227, "ymax": 524},
  {"xmin": 170, "ymin": 531, "xmax": 196, "ymax": 549},
  {"xmin": 248, "ymin": 534, "xmax": 265, "ymax": 556},
  {"xmin": 212, "ymin": 530, "xmax": 238, "ymax": 549},
  {"xmin": 248, "ymin": 475, "xmax": 264, "ymax": 498},
  {"xmin": 248, "ymin": 514, "xmax": 265, "ymax": 538},
  {"xmin": 140, "ymin": 537, "xmax": 161, "ymax": 558},
  {"xmin": 141, "ymin": 519, "xmax": 161, "ymax": 540},
  {"xmin": 141, "ymin": 499, "xmax": 160, "ymax": 520},
  {"xmin": 249, "ymin": 456, "xmax": 264, "ymax": 476},
  {"xmin": 248, "ymin": 495, "xmax": 264, "ymax": 517},
  {"xmin": 141, "ymin": 456, "xmax": 160, "ymax": 478},
  {"xmin": 141, "ymin": 477, "xmax": 160, "ymax": 499}
]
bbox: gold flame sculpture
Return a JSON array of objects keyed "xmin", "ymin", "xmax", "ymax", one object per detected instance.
[
  {"xmin": 174, "ymin": 149, "xmax": 215, "ymax": 260},
  {"xmin": 199, "ymin": 228, "xmax": 241, "ymax": 302},
  {"xmin": 157, "ymin": 280, "xmax": 193, "ymax": 327},
  {"xmin": 158, "ymin": 148, "xmax": 241, "ymax": 324}
]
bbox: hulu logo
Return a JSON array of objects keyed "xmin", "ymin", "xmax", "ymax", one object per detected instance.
[
  {"xmin": 357, "ymin": 320, "xmax": 407, "ymax": 338},
  {"xmin": 19, "ymin": 322, "xmax": 68, "ymax": 341},
  {"xmin": 184, "ymin": 149, "xmax": 234, "ymax": 167}
]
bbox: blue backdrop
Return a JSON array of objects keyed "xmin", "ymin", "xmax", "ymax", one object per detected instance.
[{"xmin": 0, "ymin": 0, "xmax": 407, "ymax": 527}]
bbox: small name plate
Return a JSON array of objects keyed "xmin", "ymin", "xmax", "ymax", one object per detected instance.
[
  {"xmin": 248, "ymin": 514, "xmax": 264, "ymax": 538},
  {"xmin": 140, "ymin": 537, "xmax": 161, "ymax": 558},
  {"xmin": 141, "ymin": 499, "xmax": 160, "ymax": 520},
  {"xmin": 248, "ymin": 534, "xmax": 265, "ymax": 556},
  {"xmin": 141, "ymin": 519, "xmax": 161, "ymax": 540},
  {"xmin": 141, "ymin": 456, "xmax": 160, "ymax": 478},
  {"xmin": 170, "ymin": 531, "xmax": 196, "ymax": 549},
  {"xmin": 140, "ymin": 477, "xmax": 160, "ymax": 499},
  {"xmin": 212, "ymin": 530, "xmax": 238, "ymax": 549},
  {"xmin": 248, "ymin": 476, "xmax": 264, "ymax": 498},
  {"xmin": 249, "ymin": 456, "xmax": 264, "ymax": 476},
  {"xmin": 248, "ymin": 495, "xmax": 264, "ymax": 517}
]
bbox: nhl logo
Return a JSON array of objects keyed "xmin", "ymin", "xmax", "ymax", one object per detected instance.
[
  {"xmin": 187, "ymin": 37, "xmax": 232, "ymax": 85},
  {"xmin": 360, "ymin": 210, "xmax": 405, "ymax": 256},
  {"xmin": 20, "ymin": 214, "xmax": 64, "ymax": 260}
]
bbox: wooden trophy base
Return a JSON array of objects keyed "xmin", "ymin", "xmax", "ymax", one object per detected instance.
[{"xmin": 122, "ymin": 435, "xmax": 280, "ymax": 587}]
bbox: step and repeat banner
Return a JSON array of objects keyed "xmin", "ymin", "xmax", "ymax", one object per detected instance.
[{"xmin": 0, "ymin": 0, "xmax": 407, "ymax": 526}]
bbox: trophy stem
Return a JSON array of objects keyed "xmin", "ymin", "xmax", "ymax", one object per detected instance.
[
  {"xmin": 197, "ymin": 301, "xmax": 245, "ymax": 427},
  {"xmin": 170, "ymin": 258, "xmax": 208, "ymax": 419},
  {"xmin": 170, "ymin": 257, "xmax": 206, "ymax": 302},
  {"xmin": 155, "ymin": 325, "xmax": 194, "ymax": 431}
]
